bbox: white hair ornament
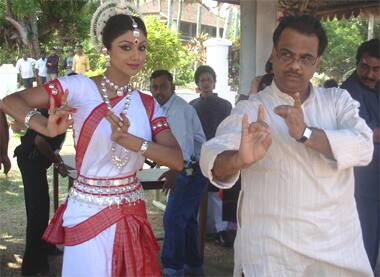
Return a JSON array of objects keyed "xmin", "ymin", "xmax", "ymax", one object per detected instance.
[{"xmin": 90, "ymin": 0, "xmax": 142, "ymax": 50}]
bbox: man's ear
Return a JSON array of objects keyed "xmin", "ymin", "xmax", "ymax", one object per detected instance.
[{"xmin": 315, "ymin": 57, "xmax": 321, "ymax": 72}]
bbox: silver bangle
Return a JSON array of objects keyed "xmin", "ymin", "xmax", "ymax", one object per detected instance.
[
  {"xmin": 138, "ymin": 140, "xmax": 150, "ymax": 155},
  {"xmin": 24, "ymin": 109, "xmax": 41, "ymax": 129}
]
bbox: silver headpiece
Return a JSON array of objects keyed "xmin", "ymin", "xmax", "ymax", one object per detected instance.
[{"xmin": 90, "ymin": 0, "xmax": 142, "ymax": 50}]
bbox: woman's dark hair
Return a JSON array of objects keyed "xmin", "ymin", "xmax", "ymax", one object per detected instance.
[
  {"xmin": 102, "ymin": 14, "xmax": 147, "ymax": 50},
  {"xmin": 356, "ymin": 38, "xmax": 380, "ymax": 65},
  {"xmin": 258, "ymin": 73, "xmax": 274, "ymax": 92},
  {"xmin": 194, "ymin": 65, "xmax": 216, "ymax": 86},
  {"xmin": 323, "ymin": 79, "xmax": 338, "ymax": 88},
  {"xmin": 273, "ymin": 15, "xmax": 327, "ymax": 57},
  {"xmin": 265, "ymin": 59, "xmax": 273, "ymax": 74}
]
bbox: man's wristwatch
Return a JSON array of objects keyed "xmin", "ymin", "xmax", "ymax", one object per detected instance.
[{"xmin": 297, "ymin": 126, "xmax": 312, "ymax": 143}]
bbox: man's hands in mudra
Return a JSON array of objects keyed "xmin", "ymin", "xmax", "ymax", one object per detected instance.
[{"xmin": 238, "ymin": 105, "xmax": 272, "ymax": 168}]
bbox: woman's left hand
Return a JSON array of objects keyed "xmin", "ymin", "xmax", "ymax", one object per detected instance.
[
  {"xmin": 47, "ymin": 90, "xmax": 75, "ymax": 137},
  {"xmin": 105, "ymin": 112, "xmax": 130, "ymax": 144}
]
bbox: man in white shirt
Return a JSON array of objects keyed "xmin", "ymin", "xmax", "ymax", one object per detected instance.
[
  {"xmin": 15, "ymin": 53, "xmax": 36, "ymax": 89},
  {"xmin": 150, "ymin": 70, "xmax": 207, "ymax": 277},
  {"xmin": 200, "ymin": 15, "xmax": 374, "ymax": 276},
  {"xmin": 35, "ymin": 51, "xmax": 47, "ymax": 85}
]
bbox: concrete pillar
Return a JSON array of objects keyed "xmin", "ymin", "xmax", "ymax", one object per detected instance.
[
  {"xmin": 204, "ymin": 38, "xmax": 234, "ymax": 104},
  {"xmin": 256, "ymin": 0, "xmax": 277, "ymax": 74},
  {"xmin": 239, "ymin": 0, "xmax": 257, "ymax": 96},
  {"xmin": 0, "ymin": 64, "xmax": 18, "ymax": 99},
  {"xmin": 239, "ymin": 0, "xmax": 277, "ymax": 96}
]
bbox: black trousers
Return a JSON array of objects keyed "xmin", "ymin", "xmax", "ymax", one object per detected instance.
[
  {"xmin": 22, "ymin": 78, "xmax": 34, "ymax": 89},
  {"xmin": 17, "ymin": 155, "xmax": 51, "ymax": 275},
  {"xmin": 222, "ymin": 177, "xmax": 241, "ymax": 223}
]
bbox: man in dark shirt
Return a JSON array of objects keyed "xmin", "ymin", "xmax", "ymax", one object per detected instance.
[
  {"xmin": 190, "ymin": 65, "xmax": 233, "ymax": 246},
  {"xmin": 0, "ymin": 107, "xmax": 11, "ymax": 175},
  {"xmin": 190, "ymin": 65, "xmax": 232, "ymax": 141},
  {"xmin": 13, "ymin": 109, "xmax": 67, "ymax": 275},
  {"xmin": 46, "ymin": 47, "xmax": 59, "ymax": 82},
  {"xmin": 341, "ymin": 38, "xmax": 380, "ymax": 271}
]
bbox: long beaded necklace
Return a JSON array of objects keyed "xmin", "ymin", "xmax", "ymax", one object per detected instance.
[{"xmin": 100, "ymin": 75, "xmax": 133, "ymax": 168}]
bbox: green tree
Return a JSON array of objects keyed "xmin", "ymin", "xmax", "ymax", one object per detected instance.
[
  {"xmin": 320, "ymin": 18, "xmax": 380, "ymax": 82},
  {"xmin": 133, "ymin": 15, "xmax": 191, "ymax": 88},
  {"xmin": 0, "ymin": 0, "xmax": 96, "ymax": 62}
]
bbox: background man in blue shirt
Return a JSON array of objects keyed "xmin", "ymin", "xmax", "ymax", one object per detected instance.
[
  {"xmin": 341, "ymin": 38, "xmax": 380, "ymax": 271},
  {"xmin": 150, "ymin": 70, "xmax": 207, "ymax": 277}
]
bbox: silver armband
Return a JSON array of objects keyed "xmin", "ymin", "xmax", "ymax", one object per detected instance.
[
  {"xmin": 138, "ymin": 140, "xmax": 150, "ymax": 155},
  {"xmin": 24, "ymin": 109, "xmax": 41, "ymax": 129}
]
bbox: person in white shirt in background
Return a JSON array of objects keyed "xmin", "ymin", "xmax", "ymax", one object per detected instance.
[
  {"xmin": 35, "ymin": 51, "xmax": 48, "ymax": 85},
  {"xmin": 15, "ymin": 52, "xmax": 36, "ymax": 89},
  {"xmin": 200, "ymin": 14, "xmax": 374, "ymax": 277},
  {"xmin": 150, "ymin": 70, "xmax": 208, "ymax": 277}
]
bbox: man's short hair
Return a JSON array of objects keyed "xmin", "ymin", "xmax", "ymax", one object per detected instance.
[
  {"xmin": 150, "ymin": 69, "xmax": 173, "ymax": 83},
  {"xmin": 356, "ymin": 38, "xmax": 380, "ymax": 65},
  {"xmin": 194, "ymin": 65, "xmax": 216, "ymax": 86},
  {"xmin": 273, "ymin": 15, "xmax": 328, "ymax": 57},
  {"xmin": 150, "ymin": 70, "xmax": 175, "ymax": 91}
]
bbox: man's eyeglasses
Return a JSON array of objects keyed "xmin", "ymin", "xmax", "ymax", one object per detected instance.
[{"xmin": 276, "ymin": 49, "xmax": 317, "ymax": 67}]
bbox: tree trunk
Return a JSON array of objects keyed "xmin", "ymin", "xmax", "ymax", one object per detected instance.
[
  {"xmin": 223, "ymin": 6, "xmax": 233, "ymax": 39},
  {"xmin": 233, "ymin": 8, "xmax": 239, "ymax": 41},
  {"xmin": 176, "ymin": 0, "xmax": 183, "ymax": 32},
  {"xmin": 167, "ymin": 0, "xmax": 173, "ymax": 29},
  {"xmin": 28, "ymin": 13, "xmax": 40, "ymax": 58},
  {"xmin": 196, "ymin": 3, "xmax": 202, "ymax": 36},
  {"xmin": 5, "ymin": 16, "xmax": 28, "ymax": 46}
]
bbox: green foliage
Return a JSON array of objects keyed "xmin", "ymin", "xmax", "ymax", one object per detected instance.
[
  {"xmin": 10, "ymin": 0, "xmax": 37, "ymax": 17},
  {"xmin": 0, "ymin": 0, "xmax": 95, "ymax": 59},
  {"xmin": 133, "ymin": 16, "xmax": 192, "ymax": 89},
  {"xmin": 320, "ymin": 18, "xmax": 380, "ymax": 82},
  {"xmin": 228, "ymin": 37, "xmax": 240, "ymax": 91}
]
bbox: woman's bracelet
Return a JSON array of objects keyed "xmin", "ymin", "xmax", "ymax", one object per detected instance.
[{"xmin": 24, "ymin": 109, "xmax": 41, "ymax": 129}]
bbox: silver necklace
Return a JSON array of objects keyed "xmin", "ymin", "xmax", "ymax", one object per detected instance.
[
  {"xmin": 100, "ymin": 75, "xmax": 133, "ymax": 168},
  {"xmin": 103, "ymin": 74, "xmax": 130, "ymax": 97}
]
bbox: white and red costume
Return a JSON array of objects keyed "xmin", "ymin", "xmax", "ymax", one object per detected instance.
[{"xmin": 42, "ymin": 75, "xmax": 169, "ymax": 276}]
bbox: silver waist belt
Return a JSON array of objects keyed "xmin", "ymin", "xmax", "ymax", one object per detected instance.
[{"xmin": 69, "ymin": 174, "xmax": 145, "ymax": 206}]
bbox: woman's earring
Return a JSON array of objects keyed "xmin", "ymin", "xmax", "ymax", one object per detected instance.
[
  {"xmin": 102, "ymin": 47, "xmax": 111, "ymax": 67},
  {"xmin": 105, "ymin": 52, "xmax": 111, "ymax": 67}
]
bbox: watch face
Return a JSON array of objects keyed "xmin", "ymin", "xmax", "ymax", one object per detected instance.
[
  {"xmin": 304, "ymin": 127, "xmax": 312, "ymax": 139},
  {"xmin": 297, "ymin": 127, "xmax": 312, "ymax": 143}
]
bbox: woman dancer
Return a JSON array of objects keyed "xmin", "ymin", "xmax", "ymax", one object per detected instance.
[{"xmin": 0, "ymin": 2, "xmax": 183, "ymax": 276}]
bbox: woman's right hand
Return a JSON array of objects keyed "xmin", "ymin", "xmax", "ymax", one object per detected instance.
[
  {"xmin": 47, "ymin": 90, "xmax": 75, "ymax": 137},
  {"xmin": 105, "ymin": 112, "xmax": 130, "ymax": 144}
]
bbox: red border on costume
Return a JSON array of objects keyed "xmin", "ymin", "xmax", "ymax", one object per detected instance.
[
  {"xmin": 75, "ymin": 96, "xmax": 124, "ymax": 174},
  {"xmin": 151, "ymin": 116, "xmax": 170, "ymax": 137},
  {"xmin": 43, "ymin": 201, "xmax": 161, "ymax": 277},
  {"xmin": 43, "ymin": 79, "xmax": 64, "ymax": 107},
  {"xmin": 138, "ymin": 91, "xmax": 154, "ymax": 121}
]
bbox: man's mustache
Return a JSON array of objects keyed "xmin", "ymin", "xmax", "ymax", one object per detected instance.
[{"xmin": 362, "ymin": 77, "xmax": 376, "ymax": 82}]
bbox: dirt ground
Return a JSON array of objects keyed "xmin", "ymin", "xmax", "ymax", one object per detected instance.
[{"xmin": 0, "ymin": 130, "xmax": 234, "ymax": 276}]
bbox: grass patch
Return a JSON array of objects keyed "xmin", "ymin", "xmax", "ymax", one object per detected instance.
[{"xmin": 0, "ymin": 131, "xmax": 233, "ymax": 276}]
